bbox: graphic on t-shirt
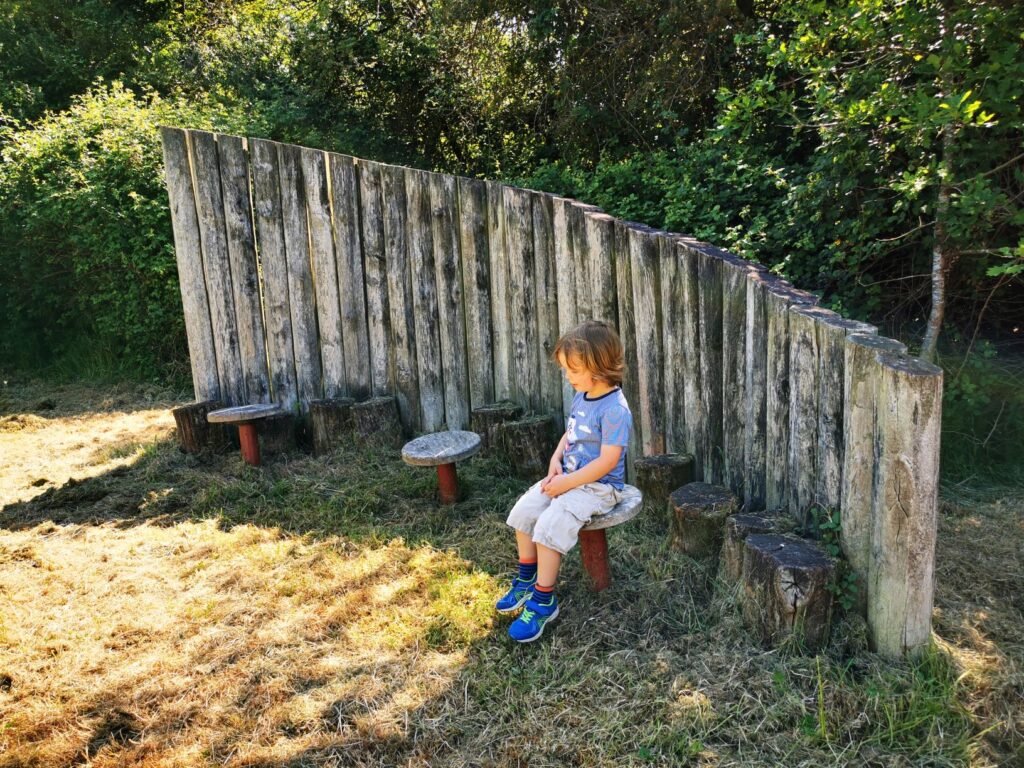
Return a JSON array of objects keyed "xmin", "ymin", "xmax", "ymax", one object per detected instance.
[{"xmin": 560, "ymin": 389, "xmax": 633, "ymax": 488}]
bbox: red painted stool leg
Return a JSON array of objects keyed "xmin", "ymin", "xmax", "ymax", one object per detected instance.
[
  {"xmin": 238, "ymin": 422, "xmax": 261, "ymax": 466},
  {"xmin": 579, "ymin": 529, "xmax": 611, "ymax": 591},
  {"xmin": 436, "ymin": 462, "xmax": 459, "ymax": 504}
]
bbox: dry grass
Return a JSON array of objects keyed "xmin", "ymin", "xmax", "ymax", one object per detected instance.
[{"xmin": 0, "ymin": 379, "xmax": 1021, "ymax": 767}]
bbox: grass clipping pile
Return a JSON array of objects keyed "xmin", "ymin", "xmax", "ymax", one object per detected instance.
[{"xmin": 0, "ymin": 380, "xmax": 1021, "ymax": 767}]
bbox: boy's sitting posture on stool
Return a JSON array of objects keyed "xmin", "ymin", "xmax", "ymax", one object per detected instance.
[{"xmin": 498, "ymin": 320, "xmax": 633, "ymax": 642}]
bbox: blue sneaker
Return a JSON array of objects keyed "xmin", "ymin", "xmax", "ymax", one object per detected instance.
[
  {"xmin": 495, "ymin": 577, "xmax": 536, "ymax": 614},
  {"xmin": 508, "ymin": 596, "xmax": 560, "ymax": 643}
]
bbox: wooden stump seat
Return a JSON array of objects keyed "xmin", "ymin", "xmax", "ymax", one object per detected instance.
[
  {"xmin": 669, "ymin": 482, "xmax": 738, "ymax": 558},
  {"xmin": 578, "ymin": 484, "xmax": 643, "ymax": 592}
]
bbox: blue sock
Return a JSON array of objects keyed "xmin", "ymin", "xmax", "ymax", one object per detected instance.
[
  {"xmin": 518, "ymin": 560, "xmax": 537, "ymax": 582},
  {"xmin": 532, "ymin": 583, "xmax": 555, "ymax": 606}
]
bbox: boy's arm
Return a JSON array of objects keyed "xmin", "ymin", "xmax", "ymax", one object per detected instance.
[
  {"xmin": 541, "ymin": 432, "xmax": 569, "ymax": 490},
  {"xmin": 545, "ymin": 444, "xmax": 623, "ymax": 495}
]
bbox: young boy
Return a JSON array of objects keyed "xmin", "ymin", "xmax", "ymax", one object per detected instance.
[{"xmin": 496, "ymin": 319, "xmax": 632, "ymax": 642}]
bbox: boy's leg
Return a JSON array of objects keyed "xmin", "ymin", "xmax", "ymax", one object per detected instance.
[
  {"xmin": 515, "ymin": 529, "xmax": 537, "ymax": 564},
  {"xmin": 536, "ymin": 543, "xmax": 561, "ymax": 590},
  {"xmin": 497, "ymin": 482, "xmax": 550, "ymax": 615}
]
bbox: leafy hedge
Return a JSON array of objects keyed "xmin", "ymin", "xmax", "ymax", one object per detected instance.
[{"xmin": 0, "ymin": 84, "xmax": 259, "ymax": 379}]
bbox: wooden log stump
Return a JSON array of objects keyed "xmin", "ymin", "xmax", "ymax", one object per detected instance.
[
  {"xmin": 470, "ymin": 401, "xmax": 524, "ymax": 454},
  {"xmin": 260, "ymin": 412, "xmax": 296, "ymax": 455},
  {"xmin": 868, "ymin": 352, "xmax": 943, "ymax": 658},
  {"xmin": 635, "ymin": 454, "xmax": 695, "ymax": 523},
  {"xmin": 720, "ymin": 514, "xmax": 777, "ymax": 585},
  {"xmin": 310, "ymin": 397, "xmax": 356, "ymax": 456},
  {"xmin": 352, "ymin": 396, "xmax": 403, "ymax": 449},
  {"xmin": 669, "ymin": 482, "xmax": 738, "ymax": 558},
  {"xmin": 172, "ymin": 400, "xmax": 228, "ymax": 453},
  {"xmin": 498, "ymin": 414, "xmax": 554, "ymax": 479},
  {"xmin": 740, "ymin": 534, "xmax": 835, "ymax": 652}
]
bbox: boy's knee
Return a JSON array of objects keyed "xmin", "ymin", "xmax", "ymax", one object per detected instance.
[
  {"xmin": 505, "ymin": 481, "xmax": 549, "ymax": 532},
  {"xmin": 532, "ymin": 507, "xmax": 581, "ymax": 555}
]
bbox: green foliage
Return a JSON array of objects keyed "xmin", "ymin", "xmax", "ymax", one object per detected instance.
[
  {"xmin": 0, "ymin": 82, "xmax": 259, "ymax": 378},
  {"xmin": 808, "ymin": 505, "xmax": 859, "ymax": 614}
]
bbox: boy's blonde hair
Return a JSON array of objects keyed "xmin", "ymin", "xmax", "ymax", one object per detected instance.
[{"xmin": 552, "ymin": 320, "xmax": 624, "ymax": 387}]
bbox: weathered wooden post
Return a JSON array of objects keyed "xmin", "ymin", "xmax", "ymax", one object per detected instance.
[
  {"xmin": 868, "ymin": 352, "xmax": 943, "ymax": 657},
  {"xmin": 352, "ymin": 396, "xmax": 404, "ymax": 448},
  {"xmin": 457, "ymin": 177, "xmax": 495, "ymax": 410},
  {"xmin": 839, "ymin": 333, "xmax": 908, "ymax": 613},
  {"xmin": 172, "ymin": 401, "xmax": 228, "ymax": 453},
  {"xmin": 499, "ymin": 415, "xmax": 555, "ymax": 479},
  {"xmin": 310, "ymin": 397, "xmax": 356, "ymax": 456},
  {"xmin": 669, "ymin": 482, "xmax": 738, "ymax": 558},
  {"xmin": 720, "ymin": 513, "xmax": 777, "ymax": 585},
  {"xmin": 470, "ymin": 401, "xmax": 524, "ymax": 454}
]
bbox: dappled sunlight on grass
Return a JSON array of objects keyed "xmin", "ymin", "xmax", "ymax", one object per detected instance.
[
  {"xmin": 0, "ymin": 380, "xmax": 1020, "ymax": 766},
  {"xmin": 0, "ymin": 519, "xmax": 498, "ymax": 767}
]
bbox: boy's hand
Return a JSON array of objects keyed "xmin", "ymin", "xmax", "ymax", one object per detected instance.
[
  {"xmin": 542, "ymin": 473, "xmax": 574, "ymax": 498},
  {"xmin": 540, "ymin": 457, "xmax": 563, "ymax": 492}
]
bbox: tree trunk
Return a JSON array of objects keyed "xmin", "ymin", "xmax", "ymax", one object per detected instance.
[{"xmin": 920, "ymin": 124, "xmax": 956, "ymax": 363}]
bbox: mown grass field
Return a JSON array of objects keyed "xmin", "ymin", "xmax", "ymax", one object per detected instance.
[{"xmin": 0, "ymin": 380, "xmax": 1021, "ymax": 767}]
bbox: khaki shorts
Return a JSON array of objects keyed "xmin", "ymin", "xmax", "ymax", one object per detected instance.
[{"xmin": 506, "ymin": 480, "xmax": 623, "ymax": 555}]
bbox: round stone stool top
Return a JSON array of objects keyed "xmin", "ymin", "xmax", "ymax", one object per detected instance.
[
  {"xmin": 402, "ymin": 430, "xmax": 482, "ymax": 467},
  {"xmin": 583, "ymin": 484, "xmax": 643, "ymax": 531},
  {"xmin": 207, "ymin": 404, "xmax": 285, "ymax": 424}
]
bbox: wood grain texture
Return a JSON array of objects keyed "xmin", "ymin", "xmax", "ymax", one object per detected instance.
[
  {"xmin": 532, "ymin": 192, "xmax": 563, "ymax": 423},
  {"xmin": 278, "ymin": 141, "xmax": 323, "ymax": 406},
  {"xmin": 330, "ymin": 152, "xmax": 373, "ymax": 399},
  {"xmin": 628, "ymin": 225, "xmax": 665, "ymax": 456},
  {"xmin": 159, "ymin": 127, "xmax": 219, "ymax": 401},
  {"xmin": 406, "ymin": 168, "xmax": 445, "ymax": 432},
  {"xmin": 764, "ymin": 280, "xmax": 818, "ymax": 511},
  {"xmin": 657, "ymin": 233, "xmax": 686, "ymax": 454},
  {"xmin": 487, "ymin": 180, "xmax": 512, "ymax": 402},
  {"xmin": 457, "ymin": 176, "xmax": 494, "ymax": 409},
  {"xmin": 614, "ymin": 220, "xmax": 642, "ymax": 480},
  {"xmin": 429, "ymin": 171, "xmax": 469, "ymax": 429},
  {"xmin": 583, "ymin": 210, "xmax": 617, "ymax": 325},
  {"xmin": 869, "ymin": 352, "xmax": 943, "ymax": 657},
  {"xmin": 216, "ymin": 134, "xmax": 269, "ymax": 403},
  {"xmin": 356, "ymin": 159, "xmax": 394, "ymax": 397},
  {"xmin": 249, "ymin": 138, "xmax": 298, "ymax": 409},
  {"xmin": 503, "ymin": 186, "xmax": 539, "ymax": 411},
  {"xmin": 382, "ymin": 163, "xmax": 420, "ymax": 430},
  {"xmin": 300, "ymin": 146, "xmax": 345, "ymax": 397},
  {"xmin": 188, "ymin": 129, "xmax": 245, "ymax": 404},
  {"xmin": 840, "ymin": 332, "xmax": 906, "ymax": 614}
]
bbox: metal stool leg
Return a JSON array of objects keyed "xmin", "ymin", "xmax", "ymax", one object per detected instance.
[{"xmin": 579, "ymin": 529, "xmax": 611, "ymax": 591}]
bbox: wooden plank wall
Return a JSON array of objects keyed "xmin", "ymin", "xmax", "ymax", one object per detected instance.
[{"xmin": 161, "ymin": 130, "xmax": 942, "ymax": 597}]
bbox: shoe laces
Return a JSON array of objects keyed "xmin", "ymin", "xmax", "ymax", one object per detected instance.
[{"xmin": 519, "ymin": 608, "xmax": 536, "ymax": 623}]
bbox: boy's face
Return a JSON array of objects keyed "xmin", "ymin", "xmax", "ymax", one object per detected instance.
[{"xmin": 558, "ymin": 352, "xmax": 601, "ymax": 393}]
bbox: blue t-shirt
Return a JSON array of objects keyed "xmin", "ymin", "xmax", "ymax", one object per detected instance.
[{"xmin": 562, "ymin": 388, "xmax": 632, "ymax": 489}]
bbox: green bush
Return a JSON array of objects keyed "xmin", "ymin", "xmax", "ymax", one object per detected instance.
[{"xmin": 0, "ymin": 83, "xmax": 260, "ymax": 380}]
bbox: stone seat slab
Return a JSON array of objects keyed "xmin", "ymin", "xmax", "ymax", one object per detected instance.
[
  {"xmin": 207, "ymin": 404, "xmax": 284, "ymax": 424},
  {"xmin": 401, "ymin": 430, "xmax": 481, "ymax": 467}
]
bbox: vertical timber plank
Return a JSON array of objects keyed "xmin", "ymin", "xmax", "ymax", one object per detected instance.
[
  {"xmin": 278, "ymin": 142, "xmax": 323, "ymax": 406},
  {"xmin": 356, "ymin": 159, "xmax": 394, "ymax": 397},
  {"xmin": 764, "ymin": 281, "xmax": 817, "ymax": 511},
  {"xmin": 840, "ymin": 332, "xmax": 906, "ymax": 614},
  {"xmin": 187, "ymin": 129, "xmax": 245, "ymax": 404},
  {"xmin": 249, "ymin": 138, "xmax": 298, "ymax": 409},
  {"xmin": 406, "ymin": 168, "xmax": 445, "ymax": 432},
  {"xmin": 696, "ymin": 249, "xmax": 724, "ymax": 483},
  {"xmin": 429, "ymin": 172, "xmax": 470, "ymax": 429},
  {"xmin": 382, "ymin": 164, "xmax": 420, "ymax": 431},
  {"xmin": 217, "ymin": 134, "xmax": 269, "ymax": 404},
  {"xmin": 658, "ymin": 233, "xmax": 686, "ymax": 454},
  {"xmin": 719, "ymin": 251, "xmax": 757, "ymax": 500},
  {"xmin": 533, "ymin": 192, "xmax": 563, "ymax": 423},
  {"xmin": 629, "ymin": 225, "xmax": 665, "ymax": 456},
  {"xmin": 457, "ymin": 177, "xmax": 494, "ymax": 409},
  {"xmin": 584, "ymin": 211, "xmax": 617, "ymax": 325},
  {"xmin": 553, "ymin": 197, "xmax": 579, "ymax": 420},
  {"xmin": 487, "ymin": 181, "xmax": 512, "ymax": 402},
  {"xmin": 869, "ymin": 353, "xmax": 943, "ymax": 658},
  {"xmin": 679, "ymin": 242, "xmax": 703, "ymax": 477},
  {"xmin": 743, "ymin": 270, "xmax": 773, "ymax": 510},
  {"xmin": 330, "ymin": 152, "xmax": 372, "ymax": 399},
  {"xmin": 504, "ymin": 186, "xmax": 539, "ymax": 412},
  {"xmin": 614, "ymin": 220, "xmax": 642, "ymax": 479},
  {"xmin": 159, "ymin": 127, "xmax": 219, "ymax": 401},
  {"xmin": 300, "ymin": 147, "xmax": 345, "ymax": 397},
  {"xmin": 571, "ymin": 202, "xmax": 601, "ymax": 322}
]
